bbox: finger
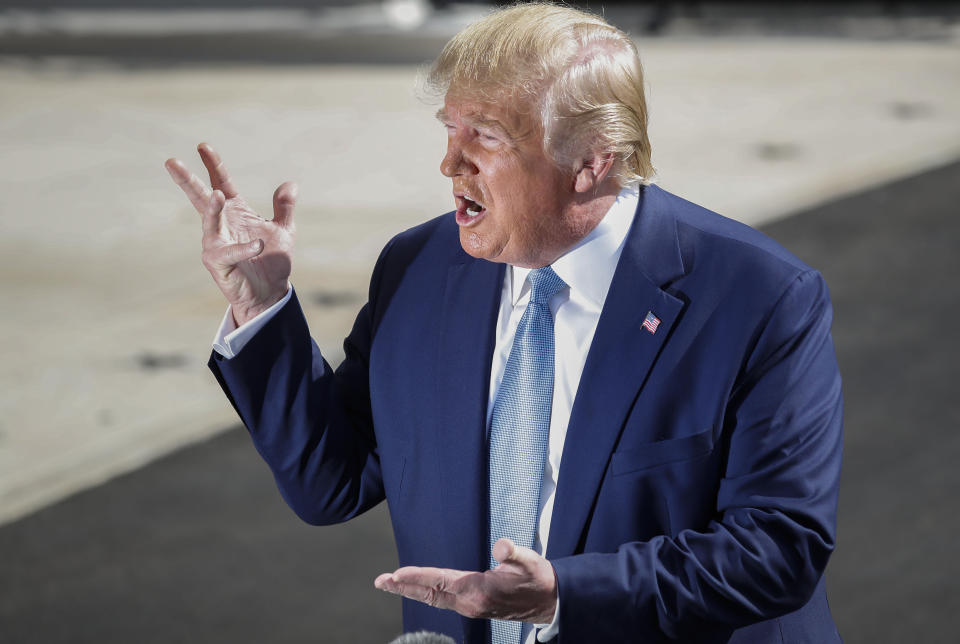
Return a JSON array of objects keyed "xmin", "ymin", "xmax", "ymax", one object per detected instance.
[
  {"xmin": 165, "ymin": 158, "xmax": 213, "ymax": 214},
  {"xmin": 205, "ymin": 238, "xmax": 263, "ymax": 269},
  {"xmin": 374, "ymin": 574, "xmax": 409, "ymax": 597},
  {"xmin": 375, "ymin": 573, "xmax": 457, "ymax": 610},
  {"xmin": 375, "ymin": 567, "xmax": 467, "ymax": 596},
  {"xmin": 395, "ymin": 583, "xmax": 452, "ymax": 608},
  {"xmin": 272, "ymin": 181, "xmax": 298, "ymax": 229},
  {"xmin": 374, "ymin": 573, "xmax": 396, "ymax": 589},
  {"xmin": 377, "ymin": 568, "xmax": 493, "ymax": 619},
  {"xmin": 202, "ymin": 190, "xmax": 225, "ymax": 237},
  {"xmin": 389, "ymin": 566, "xmax": 470, "ymax": 587},
  {"xmin": 197, "ymin": 142, "xmax": 240, "ymax": 199},
  {"xmin": 492, "ymin": 538, "xmax": 517, "ymax": 565},
  {"xmin": 374, "ymin": 573, "xmax": 431, "ymax": 599}
]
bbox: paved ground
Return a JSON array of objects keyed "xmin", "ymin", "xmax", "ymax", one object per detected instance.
[
  {"xmin": 764, "ymin": 159, "xmax": 960, "ymax": 644},
  {"xmin": 2, "ymin": 13, "xmax": 958, "ymax": 527},
  {"xmin": 2, "ymin": 158, "xmax": 958, "ymax": 643},
  {"xmin": 1, "ymin": 3, "xmax": 959, "ymax": 642}
]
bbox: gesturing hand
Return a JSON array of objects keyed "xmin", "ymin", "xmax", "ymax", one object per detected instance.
[
  {"xmin": 375, "ymin": 538, "xmax": 558, "ymax": 625},
  {"xmin": 165, "ymin": 142, "xmax": 297, "ymax": 326}
]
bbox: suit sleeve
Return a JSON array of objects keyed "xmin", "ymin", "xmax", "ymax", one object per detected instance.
[
  {"xmin": 207, "ymin": 239, "xmax": 397, "ymax": 526},
  {"xmin": 550, "ymin": 269, "xmax": 843, "ymax": 642}
]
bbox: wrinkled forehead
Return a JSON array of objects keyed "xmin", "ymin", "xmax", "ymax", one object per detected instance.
[{"xmin": 441, "ymin": 87, "xmax": 544, "ymax": 139}]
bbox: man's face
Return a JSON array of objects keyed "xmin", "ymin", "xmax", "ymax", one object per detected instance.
[{"xmin": 438, "ymin": 93, "xmax": 577, "ymax": 268}]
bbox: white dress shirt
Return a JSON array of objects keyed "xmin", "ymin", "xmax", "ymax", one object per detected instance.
[
  {"xmin": 212, "ymin": 185, "xmax": 640, "ymax": 643},
  {"xmin": 486, "ymin": 186, "xmax": 637, "ymax": 643}
]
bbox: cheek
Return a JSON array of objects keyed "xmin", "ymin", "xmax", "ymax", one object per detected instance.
[{"xmin": 480, "ymin": 156, "xmax": 525, "ymax": 203}]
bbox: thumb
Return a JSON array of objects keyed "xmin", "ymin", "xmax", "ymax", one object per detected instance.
[{"xmin": 492, "ymin": 538, "xmax": 522, "ymax": 566}]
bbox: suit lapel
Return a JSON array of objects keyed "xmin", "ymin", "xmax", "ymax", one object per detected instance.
[
  {"xmin": 435, "ymin": 253, "xmax": 505, "ymax": 576},
  {"xmin": 546, "ymin": 185, "xmax": 688, "ymax": 558}
]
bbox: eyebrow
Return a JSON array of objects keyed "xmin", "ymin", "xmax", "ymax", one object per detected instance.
[{"xmin": 435, "ymin": 108, "xmax": 513, "ymax": 139}]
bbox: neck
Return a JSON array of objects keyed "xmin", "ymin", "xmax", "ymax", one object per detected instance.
[
  {"xmin": 513, "ymin": 179, "xmax": 623, "ymax": 269},
  {"xmin": 548, "ymin": 180, "xmax": 621, "ymax": 262}
]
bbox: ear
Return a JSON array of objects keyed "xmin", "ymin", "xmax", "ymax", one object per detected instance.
[{"xmin": 573, "ymin": 152, "xmax": 615, "ymax": 193}]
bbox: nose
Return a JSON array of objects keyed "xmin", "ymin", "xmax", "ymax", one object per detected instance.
[{"xmin": 440, "ymin": 135, "xmax": 477, "ymax": 178}]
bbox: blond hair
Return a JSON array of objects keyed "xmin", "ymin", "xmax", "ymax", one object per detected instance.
[{"xmin": 424, "ymin": 2, "xmax": 654, "ymax": 186}]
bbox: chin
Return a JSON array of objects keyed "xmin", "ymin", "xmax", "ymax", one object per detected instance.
[
  {"xmin": 459, "ymin": 231, "xmax": 486, "ymax": 258},
  {"xmin": 458, "ymin": 230, "xmax": 505, "ymax": 263}
]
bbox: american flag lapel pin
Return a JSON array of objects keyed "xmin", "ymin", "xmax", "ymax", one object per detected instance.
[{"xmin": 642, "ymin": 311, "xmax": 661, "ymax": 334}]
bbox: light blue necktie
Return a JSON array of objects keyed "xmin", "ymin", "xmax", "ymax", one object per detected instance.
[{"xmin": 488, "ymin": 266, "xmax": 567, "ymax": 644}]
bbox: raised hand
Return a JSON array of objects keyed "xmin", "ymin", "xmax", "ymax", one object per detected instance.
[
  {"xmin": 374, "ymin": 538, "xmax": 558, "ymax": 625},
  {"xmin": 165, "ymin": 143, "xmax": 297, "ymax": 326}
]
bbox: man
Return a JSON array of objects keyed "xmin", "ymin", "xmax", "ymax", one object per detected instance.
[{"xmin": 166, "ymin": 4, "xmax": 843, "ymax": 643}]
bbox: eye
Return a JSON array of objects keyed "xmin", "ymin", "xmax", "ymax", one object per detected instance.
[{"xmin": 477, "ymin": 129, "xmax": 501, "ymax": 145}]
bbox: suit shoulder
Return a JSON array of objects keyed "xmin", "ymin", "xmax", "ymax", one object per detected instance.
[{"xmin": 649, "ymin": 185, "xmax": 815, "ymax": 289}]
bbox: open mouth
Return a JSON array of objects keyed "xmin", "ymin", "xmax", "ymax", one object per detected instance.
[{"xmin": 455, "ymin": 194, "xmax": 487, "ymax": 225}]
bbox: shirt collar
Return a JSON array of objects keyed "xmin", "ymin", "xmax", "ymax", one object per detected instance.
[{"xmin": 509, "ymin": 184, "xmax": 639, "ymax": 308}]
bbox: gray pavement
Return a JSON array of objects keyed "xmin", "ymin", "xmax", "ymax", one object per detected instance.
[
  {"xmin": 764, "ymin": 159, "xmax": 960, "ymax": 644},
  {"xmin": 1, "ymin": 3, "xmax": 959, "ymax": 642},
  {"xmin": 2, "ymin": 14, "xmax": 958, "ymax": 528},
  {"xmin": 2, "ymin": 2, "xmax": 958, "ymax": 66},
  {"xmin": 0, "ymin": 429, "xmax": 401, "ymax": 643},
  {"xmin": 2, "ymin": 158, "xmax": 958, "ymax": 643}
]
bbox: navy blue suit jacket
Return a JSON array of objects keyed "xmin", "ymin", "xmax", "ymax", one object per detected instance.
[{"xmin": 210, "ymin": 185, "xmax": 843, "ymax": 643}]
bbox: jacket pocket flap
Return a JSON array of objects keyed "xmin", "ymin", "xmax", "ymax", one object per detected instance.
[{"xmin": 612, "ymin": 428, "xmax": 714, "ymax": 475}]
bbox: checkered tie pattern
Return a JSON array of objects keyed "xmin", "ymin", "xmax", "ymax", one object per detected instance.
[{"xmin": 488, "ymin": 266, "xmax": 567, "ymax": 644}]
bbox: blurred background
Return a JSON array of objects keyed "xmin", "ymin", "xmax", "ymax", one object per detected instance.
[{"xmin": 1, "ymin": 1, "xmax": 958, "ymax": 642}]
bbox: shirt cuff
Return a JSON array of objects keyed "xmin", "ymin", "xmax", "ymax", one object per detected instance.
[
  {"xmin": 211, "ymin": 287, "xmax": 293, "ymax": 359},
  {"xmin": 535, "ymin": 597, "xmax": 560, "ymax": 642}
]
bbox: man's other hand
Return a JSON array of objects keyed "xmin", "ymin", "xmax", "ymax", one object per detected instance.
[
  {"xmin": 375, "ymin": 538, "xmax": 558, "ymax": 625},
  {"xmin": 165, "ymin": 142, "xmax": 297, "ymax": 326}
]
